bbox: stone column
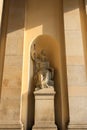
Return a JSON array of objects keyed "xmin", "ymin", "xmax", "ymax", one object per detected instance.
[
  {"xmin": 32, "ymin": 88, "xmax": 57, "ymax": 130},
  {"xmin": 0, "ymin": 0, "xmax": 25, "ymax": 129},
  {"xmin": 64, "ymin": 0, "xmax": 87, "ymax": 129}
]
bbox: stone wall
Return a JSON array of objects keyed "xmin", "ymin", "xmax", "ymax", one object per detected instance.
[
  {"xmin": 64, "ymin": 0, "xmax": 87, "ymax": 128},
  {"xmin": 0, "ymin": 0, "xmax": 68, "ymax": 130},
  {"xmin": 0, "ymin": 0, "xmax": 25, "ymax": 129},
  {"xmin": 1, "ymin": 0, "xmax": 87, "ymax": 130}
]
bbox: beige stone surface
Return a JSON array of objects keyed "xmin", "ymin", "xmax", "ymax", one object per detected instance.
[
  {"xmin": 65, "ymin": 31, "xmax": 84, "ymax": 56},
  {"xmin": 79, "ymin": 0, "xmax": 87, "ymax": 75},
  {"xmin": 67, "ymin": 65, "xmax": 87, "ymax": 87},
  {"xmin": 0, "ymin": 99, "xmax": 21, "ymax": 123},
  {"xmin": 66, "ymin": 56, "xmax": 84, "ymax": 65},
  {"xmin": 68, "ymin": 124, "xmax": 87, "ymax": 130},
  {"xmin": 0, "ymin": 0, "xmax": 24, "ymax": 129},
  {"xmin": 2, "ymin": 0, "xmax": 87, "ymax": 129},
  {"xmin": 68, "ymin": 86, "xmax": 87, "ymax": 97},
  {"xmin": 0, "ymin": 0, "xmax": 10, "ymax": 98},
  {"xmin": 2, "ymin": 56, "xmax": 22, "ymax": 91},
  {"xmin": 0, "ymin": 0, "xmax": 3, "ymax": 31},
  {"xmin": 33, "ymin": 88, "xmax": 57, "ymax": 130},
  {"xmin": 0, "ymin": 123, "xmax": 23, "ymax": 130},
  {"xmin": 69, "ymin": 97, "xmax": 87, "ymax": 124},
  {"xmin": 64, "ymin": 0, "xmax": 87, "ymax": 128},
  {"xmin": 64, "ymin": 0, "xmax": 81, "ymax": 30},
  {"xmin": 6, "ymin": 31, "xmax": 24, "ymax": 56}
]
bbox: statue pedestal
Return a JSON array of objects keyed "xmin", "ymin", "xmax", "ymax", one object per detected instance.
[{"xmin": 32, "ymin": 88, "xmax": 57, "ymax": 130}]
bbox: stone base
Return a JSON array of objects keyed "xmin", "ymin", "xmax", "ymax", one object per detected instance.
[
  {"xmin": 33, "ymin": 88, "xmax": 57, "ymax": 130},
  {"xmin": 0, "ymin": 123, "xmax": 23, "ymax": 130},
  {"xmin": 33, "ymin": 124, "xmax": 57, "ymax": 130},
  {"xmin": 68, "ymin": 124, "xmax": 87, "ymax": 130},
  {"xmin": 33, "ymin": 127, "xmax": 57, "ymax": 130}
]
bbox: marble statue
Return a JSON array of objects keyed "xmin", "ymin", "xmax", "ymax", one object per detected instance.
[{"xmin": 31, "ymin": 45, "xmax": 54, "ymax": 90}]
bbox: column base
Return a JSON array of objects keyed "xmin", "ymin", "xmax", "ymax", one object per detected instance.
[
  {"xmin": 33, "ymin": 124, "xmax": 57, "ymax": 130},
  {"xmin": 68, "ymin": 124, "xmax": 87, "ymax": 130},
  {"xmin": 0, "ymin": 123, "xmax": 23, "ymax": 130}
]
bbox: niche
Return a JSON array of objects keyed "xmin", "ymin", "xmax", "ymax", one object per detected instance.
[{"xmin": 27, "ymin": 34, "xmax": 62, "ymax": 130}]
